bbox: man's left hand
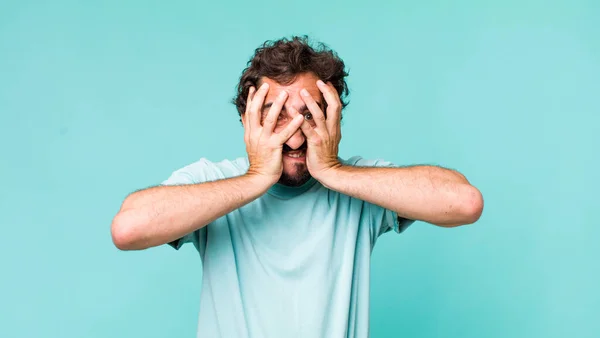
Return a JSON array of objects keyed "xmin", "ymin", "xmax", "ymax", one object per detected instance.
[{"xmin": 296, "ymin": 80, "xmax": 343, "ymax": 181}]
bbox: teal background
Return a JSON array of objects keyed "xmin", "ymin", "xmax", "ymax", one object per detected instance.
[{"xmin": 1, "ymin": 0, "xmax": 598, "ymax": 337}]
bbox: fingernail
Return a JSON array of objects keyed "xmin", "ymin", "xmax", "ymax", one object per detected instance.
[
  {"xmin": 279, "ymin": 90, "xmax": 287, "ymax": 98},
  {"xmin": 317, "ymin": 80, "xmax": 325, "ymax": 86},
  {"xmin": 261, "ymin": 82, "xmax": 269, "ymax": 90},
  {"xmin": 301, "ymin": 89, "xmax": 309, "ymax": 96}
]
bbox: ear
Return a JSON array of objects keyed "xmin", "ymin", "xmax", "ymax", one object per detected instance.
[{"xmin": 239, "ymin": 113, "xmax": 246, "ymax": 126}]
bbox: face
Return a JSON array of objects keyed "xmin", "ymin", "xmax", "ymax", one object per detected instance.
[{"xmin": 256, "ymin": 72, "xmax": 324, "ymax": 186}]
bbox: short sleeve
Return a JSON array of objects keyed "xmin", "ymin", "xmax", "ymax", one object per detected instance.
[
  {"xmin": 160, "ymin": 166, "xmax": 205, "ymax": 251},
  {"xmin": 345, "ymin": 156, "xmax": 415, "ymax": 242},
  {"xmin": 369, "ymin": 200, "xmax": 414, "ymax": 238}
]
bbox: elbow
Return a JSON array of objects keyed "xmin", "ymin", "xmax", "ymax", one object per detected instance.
[
  {"xmin": 111, "ymin": 210, "xmax": 143, "ymax": 251},
  {"xmin": 460, "ymin": 185, "xmax": 484, "ymax": 224},
  {"xmin": 437, "ymin": 185, "xmax": 483, "ymax": 227}
]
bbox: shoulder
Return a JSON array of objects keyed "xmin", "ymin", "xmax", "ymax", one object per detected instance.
[
  {"xmin": 340, "ymin": 155, "xmax": 397, "ymax": 168},
  {"xmin": 163, "ymin": 156, "xmax": 249, "ymax": 184}
]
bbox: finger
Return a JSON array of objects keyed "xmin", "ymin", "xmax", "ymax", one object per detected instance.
[
  {"xmin": 299, "ymin": 118, "xmax": 320, "ymax": 142},
  {"xmin": 262, "ymin": 90, "xmax": 288, "ymax": 136},
  {"xmin": 317, "ymin": 80, "xmax": 342, "ymax": 131},
  {"xmin": 300, "ymin": 88, "xmax": 327, "ymax": 131},
  {"xmin": 246, "ymin": 86, "xmax": 256, "ymax": 112},
  {"xmin": 243, "ymin": 86, "xmax": 256, "ymax": 133},
  {"xmin": 276, "ymin": 114, "xmax": 304, "ymax": 144},
  {"xmin": 290, "ymin": 105, "xmax": 317, "ymax": 131},
  {"xmin": 248, "ymin": 82, "xmax": 269, "ymax": 129}
]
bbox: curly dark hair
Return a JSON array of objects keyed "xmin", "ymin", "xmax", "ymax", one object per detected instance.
[{"xmin": 232, "ymin": 35, "xmax": 350, "ymax": 122}]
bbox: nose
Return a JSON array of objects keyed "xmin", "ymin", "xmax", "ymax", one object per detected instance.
[{"xmin": 284, "ymin": 128, "xmax": 305, "ymax": 150}]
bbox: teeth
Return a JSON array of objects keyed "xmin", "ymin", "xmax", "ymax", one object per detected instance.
[{"xmin": 287, "ymin": 152, "xmax": 303, "ymax": 158}]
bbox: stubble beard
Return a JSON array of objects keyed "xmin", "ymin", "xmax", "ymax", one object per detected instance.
[{"xmin": 278, "ymin": 163, "xmax": 311, "ymax": 187}]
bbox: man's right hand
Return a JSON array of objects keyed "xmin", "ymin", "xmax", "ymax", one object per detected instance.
[
  {"xmin": 243, "ymin": 82, "xmax": 304, "ymax": 186},
  {"xmin": 111, "ymin": 83, "xmax": 304, "ymax": 251}
]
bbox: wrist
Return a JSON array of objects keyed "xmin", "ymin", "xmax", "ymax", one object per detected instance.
[
  {"xmin": 313, "ymin": 163, "xmax": 344, "ymax": 189},
  {"xmin": 243, "ymin": 171, "xmax": 278, "ymax": 193}
]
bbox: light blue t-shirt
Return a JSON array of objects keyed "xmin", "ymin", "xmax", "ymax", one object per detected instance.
[{"xmin": 161, "ymin": 155, "xmax": 413, "ymax": 338}]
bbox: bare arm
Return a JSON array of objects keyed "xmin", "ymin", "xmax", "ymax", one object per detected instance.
[
  {"xmin": 110, "ymin": 173, "xmax": 271, "ymax": 250},
  {"xmin": 294, "ymin": 80, "xmax": 483, "ymax": 227},
  {"xmin": 317, "ymin": 164, "xmax": 483, "ymax": 227},
  {"xmin": 111, "ymin": 82, "xmax": 304, "ymax": 251}
]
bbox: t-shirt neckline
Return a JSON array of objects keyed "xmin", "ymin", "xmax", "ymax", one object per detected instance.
[
  {"xmin": 237, "ymin": 156, "xmax": 320, "ymax": 199},
  {"xmin": 267, "ymin": 177, "xmax": 319, "ymax": 199}
]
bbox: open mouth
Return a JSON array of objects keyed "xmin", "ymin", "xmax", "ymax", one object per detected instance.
[
  {"xmin": 283, "ymin": 142, "xmax": 307, "ymax": 160},
  {"xmin": 284, "ymin": 150, "xmax": 305, "ymax": 159}
]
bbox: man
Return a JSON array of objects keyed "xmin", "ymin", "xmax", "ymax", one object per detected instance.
[{"xmin": 111, "ymin": 36, "xmax": 484, "ymax": 338}]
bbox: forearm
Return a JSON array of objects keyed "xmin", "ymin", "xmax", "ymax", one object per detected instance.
[
  {"xmin": 319, "ymin": 165, "xmax": 483, "ymax": 227},
  {"xmin": 111, "ymin": 173, "xmax": 270, "ymax": 250}
]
